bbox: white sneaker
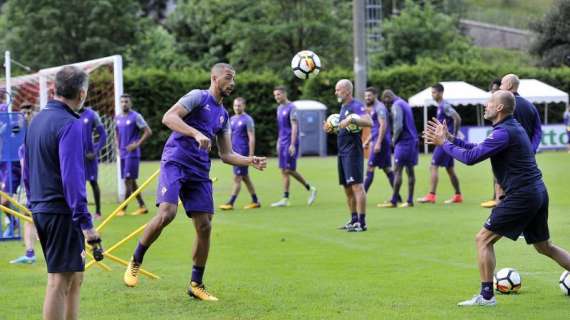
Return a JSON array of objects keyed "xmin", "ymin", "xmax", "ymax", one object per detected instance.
[
  {"xmin": 271, "ymin": 198, "xmax": 290, "ymax": 207},
  {"xmin": 457, "ymin": 295, "xmax": 496, "ymax": 307},
  {"xmin": 307, "ymin": 186, "xmax": 317, "ymax": 205}
]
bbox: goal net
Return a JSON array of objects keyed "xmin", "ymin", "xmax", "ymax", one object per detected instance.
[{"xmin": 0, "ymin": 54, "xmax": 124, "ymax": 202}]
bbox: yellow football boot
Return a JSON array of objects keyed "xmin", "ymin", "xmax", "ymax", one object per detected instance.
[
  {"xmin": 116, "ymin": 209, "xmax": 126, "ymax": 217},
  {"xmin": 219, "ymin": 204, "xmax": 234, "ymax": 210},
  {"xmin": 243, "ymin": 202, "xmax": 261, "ymax": 209},
  {"xmin": 130, "ymin": 207, "xmax": 149, "ymax": 216},
  {"xmin": 480, "ymin": 200, "xmax": 497, "ymax": 208},
  {"xmin": 399, "ymin": 202, "xmax": 414, "ymax": 208},
  {"xmin": 377, "ymin": 202, "xmax": 396, "ymax": 208},
  {"xmin": 188, "ymin": 282, "xmax": 219, "ymax": 301},
  {"xmin": 123, "ymin": 259, "xmax": 141, "ymax": 287}
]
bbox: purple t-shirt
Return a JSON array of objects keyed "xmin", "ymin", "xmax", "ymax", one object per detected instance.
[
  {"xmin": 370, "ymin": 99, "xmax": 391, "ymax": 145},
  {"xmin": 80, "ymin": 107, "xmax": 107, "ymax": 156},
  {"xmin": 0, "ymin": 103, "xmax": 7, "ymax": 112},
  {"xmin": 564, "ymin": 111, "xmax": 570, "ymax": 131},
  {"xmin": 115, "ymin": 110, "xmax": 148, "ymax": 159},
  {"xmin": 437, "ymin": 99, "xmax": 458, "ymax": 134},
  {"xmin": 230, "ymin": 113, "xmax": 254, "ymax": 155},
  {"xmin": 161, "ymin": 89, "xmax": 230, "ymax": 180},
  {"xmin": 277, "ymin": 102, "xmax": 298, "ymax": 147},
  {"xmin": 338, "ymin": 99, "xmax": 367, "ymax": 157},
  {"xmin": 391, "ymin": 97, "xmax": 418, "ymax": 145}
]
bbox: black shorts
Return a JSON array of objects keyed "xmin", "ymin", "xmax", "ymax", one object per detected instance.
[
  {"xmin": 484, "ymin": 188, "xmax": 550, "ymax": 244},
  {"xmin": 33, "ymin": 213, "xmax": 86, "ymax": 273},
  {"xmin": 338, "ymin": 155, "xmax": 363, "ymax": 186}
]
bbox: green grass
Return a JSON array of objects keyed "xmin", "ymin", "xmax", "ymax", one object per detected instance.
[
  {"xmin": 1, "ymin": 152, "xmax": 570, "ymax": 319},
  {"xmin": 462, "ymin": 0, "xmax": 555, "ymax": 29}
]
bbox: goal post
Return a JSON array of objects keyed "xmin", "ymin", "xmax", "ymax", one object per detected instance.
[{"xmin": 2, "ymin": 53, "xmax": 125, "ymax": 202}]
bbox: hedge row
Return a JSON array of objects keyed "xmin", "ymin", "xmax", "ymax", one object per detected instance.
[{"xmin": 117, "ymin": 62, "xmax": 570, "ymax": 160}]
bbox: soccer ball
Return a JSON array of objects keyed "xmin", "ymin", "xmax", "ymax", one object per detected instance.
[
  {"xmin": 494, "ymin": 268, "xmax": 521, "ymax": 294},
  {"xmin": 325, "ymin": 113, "xmax": 340, "ymax": 134},
  {"xmin": 560, "ymin": 271, "xmax": 570, "ymax": 296},
  {"xmin": 345, "ymin": 114, "xmax": 362, "ymax": 133},
  {"xmin": 291, "ymin": 50, "xmax": 321, "ymax": 79}
]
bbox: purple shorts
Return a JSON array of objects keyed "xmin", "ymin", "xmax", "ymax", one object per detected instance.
[
  {"xmin": 431, "ymin": 146, "xmax": 454, "ymax": 168},
  {"xmin": 233, "ymin": 146, "xmax": 249, "ymax": 176},
  {"xmin": 394, "ymin": 141, "xmax": 418, "ymax": 167},
  {"xmin": 85, "ymin": 159, "xmax": 98, "ymax": 181},
  {"xmin": 278, "ymin": 144, "xmax": 298, "ymax": 170},
  {"xmin": 368, "ymin": 139, "xmax": 392, "ymax": 169},
  {"xmin": 2, "ymin": 161, "xmax": 22, "ymax": 194},
  {"xmin": 120, "ymin": 157, "xmax": 140, "ymax": 179},
  {"xmin": 156, "ymin": 161, "xmax": 214, "ymax": 216}
]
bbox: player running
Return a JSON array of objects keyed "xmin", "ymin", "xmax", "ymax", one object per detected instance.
[
  {"xmin": 424, "ymin": 90, "xmax": 570, "ymax": 307},
  {"xmin": 418, "ymin": 83, "xmax": 463, "ymax": 204},
  {"xmin": 123, "ymin": 63, "xmax": 267, "ymax": 301},
  {"xmin": 219, "ymin": 97, "xmax": 261, "ymax": 210},
  {"xmin": 271, "ymin": 86, "xmax": 317, "ymax": 207}
]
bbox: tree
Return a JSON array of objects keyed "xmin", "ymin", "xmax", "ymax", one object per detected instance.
[
  {"xmin": 376, "ymin": 0, "xmax": 474, "ymax": 66},
  {"xmin": 124, "ymin": 23, "xmax": 189, "ymax": 69},
  {"xmin": 530, "ymin": 0, "xmax": 570, "ymax": 67},
  {"xmin": 167, "ymin": 0, "xmax": 353, "ymax": 76},
  {"xmin": 0, "ymin": 0, "xmax": 142, "ymax": 69}
]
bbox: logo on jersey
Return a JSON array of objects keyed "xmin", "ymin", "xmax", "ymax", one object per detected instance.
[
  {"xmin": 238, "ymin": 121, "xmax": 243, "ymax": 126},
  {"xmin": 81, "ymin": 250, "xmax": 86, "ymax": 264},
  {"xmin": 126, "ymin": 120, "xmax": 131, "ymax": 125},
  {"xmin": 282, "ymin": 111, "xmax": 287, "ymax": 116},
  {"xmin": 83, "ymin": 118, "xmax": 89, "ymax": 124},
  {"xmin": 161, "ymin": 186, "xmax": 167, "ymax": 196},
  {"xmin": 204, "ymin": 104, "xmax": 211, "ymax": 111},
  {"xmin": 346, "ymin": 176, "xmax": 355, "ymax": 183},
  {"xmin": 219, "ymin": 116, "xmax": 225, "ymax": 124}
]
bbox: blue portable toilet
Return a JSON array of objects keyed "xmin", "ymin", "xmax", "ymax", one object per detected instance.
[{"xmin": 294, "ymin": 100, "xmax": 327, "ymax": 157}]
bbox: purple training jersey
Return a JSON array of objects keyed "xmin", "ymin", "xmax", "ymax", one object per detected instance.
[
  {"xmin": 115, "ymin": 110, "xmax": 148, "ymax": 159},
  {"xmin": 230, "ymin": 113, "xmax": 254, "ymax": 156},
  {"xmin": 277, "ymin": 102, "xmax": 298, "ymax": 148},
  {"xmin": 370, "ymin": 99, "xmax": 391, "ymax": 146},
  {"xmin": 436, "ymin": 99, "xmax": 458, "ymax": 134},
  {"xmin": 391, "ymin": 97, "xmax": 418, "ymax": 144},
  {"xmin": 564, "ymin": 111, "xmax": 570, "ymax": 130},
  {"xmin": 161, "ymin": 89, "xmax": 230, "ymax": 181},
  {"xmin": 80, "ymin": 107, "xmax": 107, "ymax": 157}
]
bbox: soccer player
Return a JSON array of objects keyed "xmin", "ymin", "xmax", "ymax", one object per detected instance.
[
  {"xmin": 378, "ymin": 90, "xmax": 419, "ymax": 208},
  {"xmin": 324, "ymin": 79, "xmax": 372, "ymax": 232},
  {"xmin": 271, "ymin": 86, "xmax": 317, "ymax": 207},
  {"xmin": 123, "ymin": 63, "xmax": 267, "ymax": 301},
  {"xmin": 25, "ymin": 66, "xmax": 101, "ymax": 319},
  {"xmin": 480, "ymin": 79, "xmax": 503, "ymax": 208},
  {"xmin": 418, "ymin": 83, "xmax": 463, "ymax": 204},
  {"xmin": 362, "ymin": 87, "xmax": 396, "ymax": 194},
  {"xmin": 219, "ymin": 97, "xmax": 260, "ymax": 210},
  {"xmin": 79, "ymin": 106, "xmax": 107, "ymax": 219},
  {"xmin": 10, "ymin": 104, "xmax": 38, "ymax": 264},
  {"xmin": 115, "ymin": 94, "xmax": 152, "ymax": 216},
  {"xmin": 424, "ymin": 90, "xmax": 570, "ymax": 307},
  {"xmin": 563, "ymin": 105, "xmax": 570, "ymax": 153}
]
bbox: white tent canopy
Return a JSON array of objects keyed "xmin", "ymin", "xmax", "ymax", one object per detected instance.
[
  {"xmin": 518, "ymin": 79, "xmax": 569, "ymax": 124},
  {"xmin": 408, "ymin": 81, "xmax": 491, "ymax": 153}
]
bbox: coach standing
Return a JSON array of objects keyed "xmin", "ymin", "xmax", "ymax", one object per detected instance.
[{"xmin": 25, "ymin": 66, "xmax": 100, "ymax": 320}]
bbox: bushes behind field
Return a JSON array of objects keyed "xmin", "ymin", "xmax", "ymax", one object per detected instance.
[{"xmin": 111, "ymin": 62, "xmax": 570, "ymax": 160}]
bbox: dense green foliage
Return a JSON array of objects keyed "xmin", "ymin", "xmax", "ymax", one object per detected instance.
[
  {"xmin": 530, "ymin": 0, "xmax": 570, "ymax": 67},
  {"xmin": 2, "ymin": 154, "xmax": 570, "ymax": 319}
]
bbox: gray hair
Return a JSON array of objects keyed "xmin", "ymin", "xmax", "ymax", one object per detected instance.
[{"xmin": 55, "ymin": 66, "xmax": 88, "ymax": 100}]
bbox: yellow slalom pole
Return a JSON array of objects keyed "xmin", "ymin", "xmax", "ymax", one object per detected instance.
[
  {"xmin": 103, "ymin": 252, "xmax": 160, "ymax": 280},
  {"xmin": 85, "ymin": 223, "xmax": 147, "ymax": 270},
  {"xmin": 0, "ymin": 191, "xmax": 31, "ymax": 215},
  {"xmin": 97, "ymin": 169, "xmax": 159, "ymax": 232},
  {"xmin": 85, "ymin": 251, "xmax": 113, "ymax": 271},
  {"xmin": 0, "ymin": 205, "xmax": 32, "ymax": 223}
]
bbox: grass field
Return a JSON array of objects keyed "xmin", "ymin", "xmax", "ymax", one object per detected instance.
[{"xmin": 1, "ymin": 152, "xmax": 569, "ymax": 319}]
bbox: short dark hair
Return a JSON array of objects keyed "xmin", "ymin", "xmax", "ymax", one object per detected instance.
[
  {"xmin": 432, "ymin": 83, "xmax": 444, "ymax": 93},
  {"xmin": 489, "ymin": 79, "xmax": 501, "ymax": 90},
  {"xmin": 365, "ymin": 86, "xmax": 378, "ymax": 95},
  {"xmin": 120, "ymin": 94, "xmax": 131, "ymax": 100},
  {"xmin": 273, "ymin": 85, "xmax": 287, "ymax": 93},
  {"xmin": 55, "ymin": 66, "xmax": 88, "ymax": 100}
]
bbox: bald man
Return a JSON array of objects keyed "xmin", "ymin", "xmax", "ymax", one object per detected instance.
[
  {"xmin": 424, "ymin": 90, "xmax": 570, "ymax": 307},
  {"xmin": 378, "ymin": 90, "xmax": 419, "ymax": 208},
  {"xmin": 123, "ymin": 63, "xmax": 267, "ymax": 301},
  {"xmin": 325, "ymin": 79, "xmax": 372, "ymax": 232}
]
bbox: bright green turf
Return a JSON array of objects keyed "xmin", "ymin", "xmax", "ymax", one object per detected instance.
[{"xmin": 1, "ymin": 152, "xmax": 569, "ymax": 319}]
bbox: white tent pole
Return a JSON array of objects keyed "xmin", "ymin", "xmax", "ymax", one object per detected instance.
[
  {"xmin": 544, "ymin": 103, "xmax": 548, "ymax": 124},
  {"xmin": 423, "ymin": 105, "xmax": 428, "ymax": 154}
]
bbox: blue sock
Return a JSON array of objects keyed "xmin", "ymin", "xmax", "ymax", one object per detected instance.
[
  {"xmin": 228, "ymin": 195, "xmax": 237, "ymax": 205},
  {"xmin": 481, "ymin": 282, "xmax": 494, "ymax": 300},
  {"xmin": 26, "ymin": 249, "xmax": 35, "ymax": 258},
  {"xmin": 284, "ymin": 192, "xmax": 289, "ymax": 198},
  {"xmin": 408, "ymin": 194, "xmax": 414, "ymax": 204},
  {"xmin": 387, "ymin": 171, "xmax": 395, "ymax": 187},
  {"xmin": 350, "ymin": 212, "xmax": 358, "ymax": 224},
  {"xmin": 133, "ymin": 241, "xmax": 148, "ymax": 264},
  {"xmin": 252, "ymin": 194, "xmax": 258, "ymax": 203},
  {"xmin": 191, "ymin": 265, "xmax": 205, "ymax": 284},
  {"xmin": 364, "ymin": 171, "xmax": 375, "ymax": 192},
  {"xmin": 359, "ymin": 213, "xmax": 366, "ymax": 226}
]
